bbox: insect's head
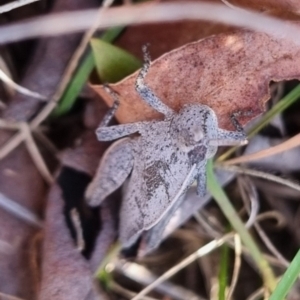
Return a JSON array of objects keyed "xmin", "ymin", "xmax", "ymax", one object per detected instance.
[{"xmin": 170, "ymin": 104, "xmax": 218, "ymax": 152}]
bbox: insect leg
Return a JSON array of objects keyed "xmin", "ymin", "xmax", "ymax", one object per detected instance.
[
  {"xmin": 196, "ymin": 163, "xmax": 207, "ymax": 197},
  {"xmin": 96, "ymin": 122, "xmax": 144, "ymax": 141},
  {"xmin": 212, "ymin": 128, "xmax": 247, "ymax": 146},
  {"xmin": 230, "ymin": 110, "xmax": 253, "ymax": 134},
  {"xmin": 210, "ymin": 111, "xmax": 251, "ymax": 146},
  {"xmin": 85, "ymin": 138, "xmax": 134, "ymax": 206},
  {"xmin": 97, "ymin": 84, "xmax": 150, "ymax": 141},
  {"xmin": 100, "ymin": 84, "xmax": 120, "ymax": 127},
  {"xmin": 135, "ymin": 45, "xmax": 174, "ymax": 118}
]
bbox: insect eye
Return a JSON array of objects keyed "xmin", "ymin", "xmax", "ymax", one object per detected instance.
[{"xmin": 193, "ymin": 129, "xmax": 204, "ymax": 142}]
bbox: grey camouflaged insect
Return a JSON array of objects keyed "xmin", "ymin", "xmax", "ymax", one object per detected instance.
[{"xmin": 86, "ymin": 46, "xmax": 248, "ymax": 249}]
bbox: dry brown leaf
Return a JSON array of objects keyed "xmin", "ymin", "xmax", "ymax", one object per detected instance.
[
  {"xmin": 0, "ymin": 145, "xmax": 45, "ymax": 299},
  {"xmin": 116, "ymin": 0, "xmax": 233, "ymax": 60},
  {"xmin": 229, "ymin": 0, "xmax": 300, "ymax": 15},
  {"xmin": 58, "ymin": 97, "xmax": 117, "ymax": 281},
  {"xmin": 93, "ymin": 29, "xmax": 300, "ymax": 131},
  {"xmin": 89, "ymin": 198, "xmax": 118, "ymax": 273},
  {"xmin": 39, "ymin": 184, "xmax": 101, "ymax": 300}
]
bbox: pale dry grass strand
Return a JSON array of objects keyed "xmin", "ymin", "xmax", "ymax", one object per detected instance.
[
  {"xmin": 0, "ymin": 2, "xmax": 300, "ymax": 46},
  {"xmin": 226, "ymin": 234, "xmax": 242, "ymax": 300},
  {"xmin": 0, "ymin": 0, "xmax": 40, "ymax": 14},
  {"xmin": 224, "ymin": 133, "xmax": 300, "ymax": 165}
]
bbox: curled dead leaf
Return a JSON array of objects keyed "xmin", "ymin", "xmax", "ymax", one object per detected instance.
[
  {"xmin": 39, "ymin": 185, "xmax": 101, "ymax": 300},
  {"xmin": 92, "ymin": 29, "xmax": 300, "ymax": 130}
]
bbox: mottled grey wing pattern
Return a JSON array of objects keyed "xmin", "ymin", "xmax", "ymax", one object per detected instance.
[
  {"xmin": 86, "ymin": 138, "xmax": 134, "ymax": 207},
  {"xmin": 119, "ymin": 121, "xmax": 197, "ymax": 246}
]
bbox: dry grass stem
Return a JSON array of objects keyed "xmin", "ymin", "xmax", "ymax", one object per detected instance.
[
  {"xmin": 0, "ymin": 0, "xmax": 40, "ymax": 14},
  {"xmin": 0, "ymin": 68, "xmax": 47, "ymax": 100},
  {"xmin": 0, "ymin": 119, "xmax": 21, "ymax": 130},
  {"xmin": 256, "ymin": 211, "xmax": 286, "ymax": 229},
  {"xmin": 240, "ymin": 178, "xmax": 260, "ymax": 229},
  {"xmin": 247, "ymin": 287, "xmax": 268, "ymax": 300},
  {"xmin": 226, "ymin": 234, "xmax": 242, "ymax": 300},
  {"xmin": 131, "ymin": 233, "xmax": 234, "ymax": 300},
  {"xmin": 255, "ymin": 220, "xmax": 289, "ymax": 267},
  {"xmin": 218, "ymin": 164, "xmax": 300, "ymax": 192},
  {"xmin": 0, "ymin": 56, "xmax": 16, "ymax": 98},
  {"xmin": 0, "ymin": 192, "xmax": 43, "ymax": 227},
  {"xmin": 20, "ymin": 123, "xmax": 54, "ymax": 184},
  {"xmin": 110, "ymin": 281, "xmax": 159, "ymax": 300},
  {"xmin": 0, "ymin": 132, "xmax": 23, "ymax": 160},
  {"xmin": 224, "ymin": 133, "xmax": 300, "ymax": 165},
  {"xmin": 193, "ymin": 212, "xmax": 222, "ymax": 238},
  {"xmin": 1, "ymin": 2, "xmax": 300, "ymax": 46},
  {"xmin": 33, "ymin": 129, "xmax": 58, "ymax": 155},
  {"xmin": 70, "ymin": 208, "xmax": 85, "ymax": 252},
  {"xmin": 116, "ymin": 261, "xmax": 204, "ymax": 300},
  {"xmin": 238, "ymin": 178, "xmax": 290, "ymax": 267}
]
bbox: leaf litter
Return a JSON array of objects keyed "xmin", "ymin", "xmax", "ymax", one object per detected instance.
[
  {"xmin": 93, "ymin": 29, "xmax": 300, "ymax": 130},
  {"xmin": 2, "ymin": 1, "xmax": 300, "ymax": 299}
]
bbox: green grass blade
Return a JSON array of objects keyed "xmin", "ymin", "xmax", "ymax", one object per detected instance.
[
  {"xmin": 52, "ymin": 51, "xmax": 94, "ymax": 116},
  {"xmin": 100, "ymin": 26, "xmax": 124, "ymax": 42},
  {"xmin": 270, "ymin": 249, "xmax": 300, "ymax": 300},
  {"xmin": 218, "ymin": 84, "xmax": 300, "ymax": 162},
  {"xmin": 95, "ymin": 242, "xmax": 121, "ymax": 288},
  {"xmin": 91, "ymin": 38, "xmax": 142, "ymax": 83},
  {"xmin": 206, "ymin": 159, "xmax": 277, "ymax": 292},
  {"xmin": 218, "ymin": 244, "xmax": 229, "ymax": 300},
  {"xmin": 52, "ymin": 27, "xmax": 125, "ymax": 117}
]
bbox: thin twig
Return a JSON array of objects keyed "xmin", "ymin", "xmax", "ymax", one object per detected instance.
[{"xmin": 0, "ymin": 0, "xmax": 39, "ymax": 14}]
